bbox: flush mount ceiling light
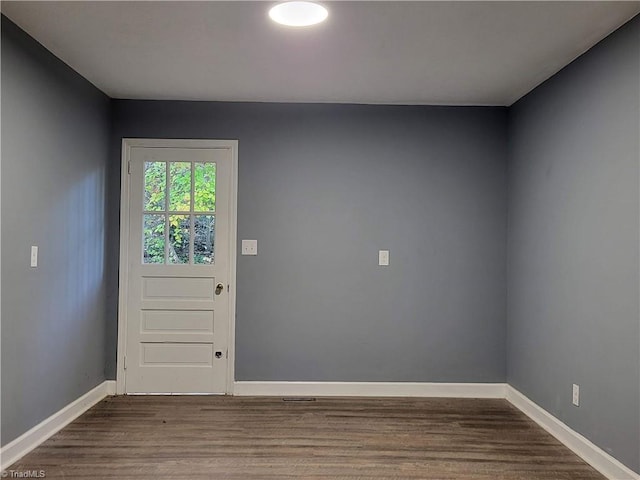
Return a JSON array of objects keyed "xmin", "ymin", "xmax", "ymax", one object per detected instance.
[{"xmin": 269, "ymin": 1, "xmax": 328, "ymax": 27}]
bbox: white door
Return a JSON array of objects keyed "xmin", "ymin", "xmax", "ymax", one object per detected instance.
[{"xmin": 121, "ymin": 141, "xmax": 236, "ymax": 394}]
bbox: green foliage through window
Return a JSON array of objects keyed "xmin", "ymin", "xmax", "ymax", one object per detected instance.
[{"xmin": 143, "ymin": 161, "xmax": 216, "ymax": 264}]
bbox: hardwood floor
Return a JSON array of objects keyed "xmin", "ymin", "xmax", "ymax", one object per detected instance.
[{"xmin": 7, "ymin": 396, "xmax": 605, "ymax": 479}]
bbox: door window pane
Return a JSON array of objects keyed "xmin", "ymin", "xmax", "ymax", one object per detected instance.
[
  {"xmin": 194, "ymin": 163, "xmax": 216, "ymax": 212},
  {"xmin": 144, "ymin": 162, "xmax": 166, "ymax": 211},
  {"xmin": 194, "ymin": 215, "xmax": 215, "ymax": 264},
  {"xmin": 143, "ymin": 214, "xmax": 165, "ymax": 264},
  {"xmin": 168, "ymin": 215, "xmax": 190, "ymax": 264},
  {"xmin": 141, "ymin": 160, "xmax": 218, "ymax": 266},
  {"xmin": 169, "ymin": 162, "xmax": 192, "ymax": 212}
]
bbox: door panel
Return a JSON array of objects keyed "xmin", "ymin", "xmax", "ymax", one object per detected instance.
[
  {"xmin": 140, "ymin": 343, "xmax": 214, "ymax": 365},
  {"xmin": 142, "ymin": 276, "xmax": 215, "ymax": 299},
  {"xmin": 124, "ymin": 145, "xmax": 233, "ymax": 394},
  {"xmin": 141, "ymin": 310, "xmax": 214, "ymax": 333}
]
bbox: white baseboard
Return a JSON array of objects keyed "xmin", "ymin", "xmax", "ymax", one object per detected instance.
[
  {"xmin": 506, "ymin": 386, "xmax": 639, "ymax": 480},
  {"xmin": 1, "ymin": 380, "xmax": 116, "ymax": 470},
  {"xmin": 105, "ymin": 380, "xmax": 117, "ymax": 396},
  {"xmin": 234, "ymin": 381, "xmax": 507, "ymax": 398}
]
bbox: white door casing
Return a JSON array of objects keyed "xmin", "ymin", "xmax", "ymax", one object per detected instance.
[{"xmin": 117, "ymin": 139, "xmax": 237, "ymax": 394}]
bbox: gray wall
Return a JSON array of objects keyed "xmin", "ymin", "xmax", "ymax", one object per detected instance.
[
  {"xmin": 507, "ymin": 15, "xmax": 640, "ymax": 474},
  {"xmin": 108, "ymin": 102, "xmax": 508, "ymax": 382},
  {"xmin": 1, "ymin": 17, "xmax": 111, "ymax": 445}
]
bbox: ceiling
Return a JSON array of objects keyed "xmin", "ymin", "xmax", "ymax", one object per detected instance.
[{"xmin": 2, "ymin": 1, "xmax": 639, "ymax": 106}]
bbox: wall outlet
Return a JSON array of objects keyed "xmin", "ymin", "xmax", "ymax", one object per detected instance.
[
  {"xmin": 241, "ymin": 239, "xmax": 257, "ymax": 256},
  {"xmin": 378, "ymin": 250, "xmax": 389, "ymax": 266},
  {"xmin": 572, "ymin": 383, "xmax": 580, "ymax": 407}
]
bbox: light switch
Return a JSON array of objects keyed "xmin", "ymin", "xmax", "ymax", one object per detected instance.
[
  {"xmin": 30, "ymin": 246, "xmax": 38, "ymax": 267},
  {"xmin": 241, "ymin": 239, "xmax": 258, "ymax": 255},
  {"xmin": 378, "ymin": 250, "xmax": 389, "ymax": 266}
]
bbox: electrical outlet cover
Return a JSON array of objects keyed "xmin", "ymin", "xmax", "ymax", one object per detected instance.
[{"xmin": 241, "ymin": 239, "xmax": 257, "ymax": 255}]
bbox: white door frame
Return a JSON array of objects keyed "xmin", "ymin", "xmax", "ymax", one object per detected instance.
[{"xmin": 116, "ymin": 138, "xmax": 238, "ymax": 395}]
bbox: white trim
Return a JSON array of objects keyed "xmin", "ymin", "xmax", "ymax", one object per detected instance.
[
  {"xmin": 233, "ymin": 381, "xmax": 507, "ymax": 398},
  {"xmin": 105, "ymin": 380, "xmax": 117, "ymax": 395},
  {"xmin": 116, "ymin": 140, "xmax": 131, "ymax": 395},
  {"xmin": 506, "ymin": 386, "xmax": 640, "ymax": 480},
  {"xmin": 226, "ymin": 140, "xmax": 238, "ymax": 394},
  {"xmin": 116, "ymin": 138, "xmax": 238, "ymax": 395},
  {"xmin": 0, "ymin": 381, "xmax": 115, "ymax": 470}
]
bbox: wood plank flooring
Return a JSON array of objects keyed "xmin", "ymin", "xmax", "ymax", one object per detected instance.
[{"xmin": 7, "ymin": 396, "xmax": 605, "ymax": 479}]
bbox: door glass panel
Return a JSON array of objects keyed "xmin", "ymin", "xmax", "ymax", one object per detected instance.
[
  {"xmin": 144, "ymin": 162, "xmax": 166, "ymax": 211},
  {"xmin": 143, "ymin": 214, "xmax": 165, "ymax": 264},
  {"xmin": 169, "ymin": 162, "xmax": 192, "ymax": 212},
  {"xmin": 168, "ymin": 214, "xmax": 190, "ymax": 264},
  {"xmin": 194, "ymin": 215, "xmax": 215, "ymax": 264},
  {"xmin": 194, "ymin": 163, "xmax": 216, "ymax": 212},
  {"xmin": 141, "ymin": 160, "xmax": 217, "ymax": 266}
]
